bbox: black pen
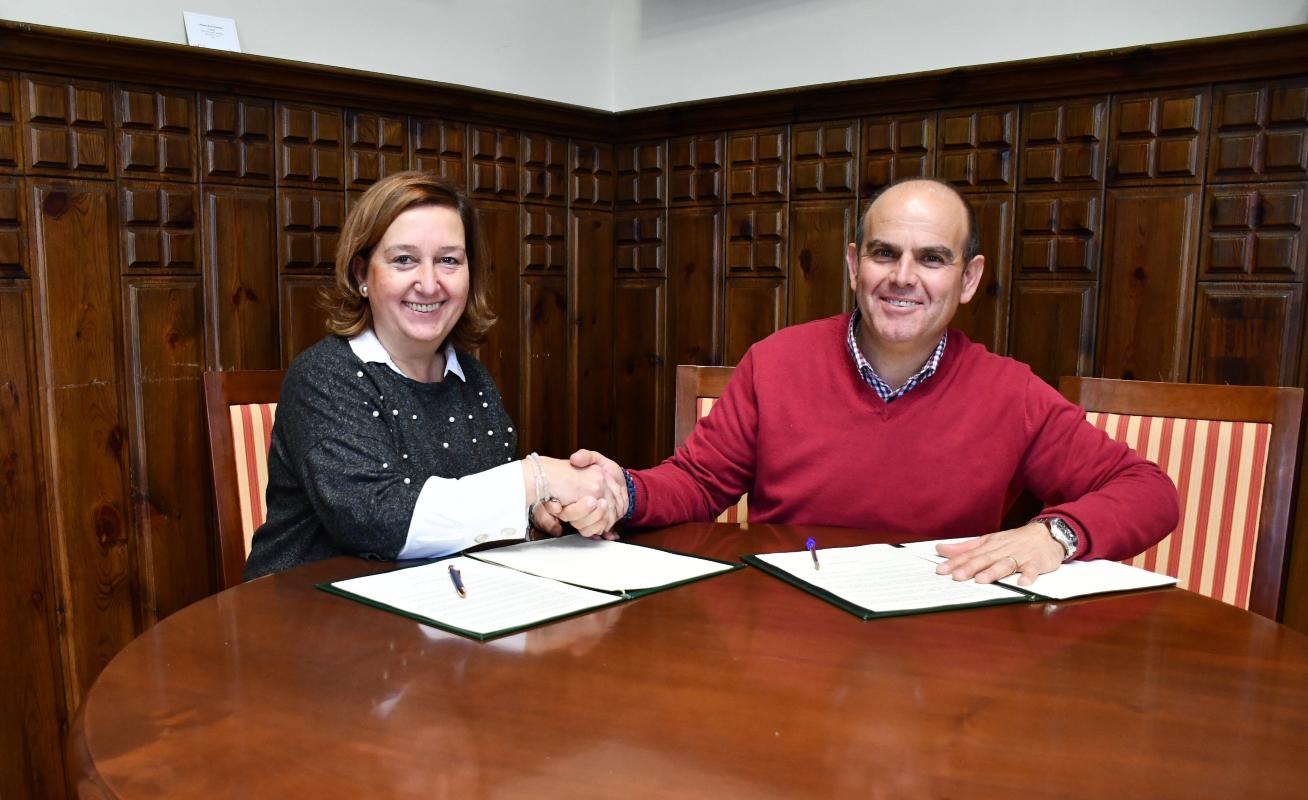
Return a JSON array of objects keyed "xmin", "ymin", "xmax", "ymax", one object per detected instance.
[{"xmin": 448, "ymin": 564, "xmax": 466, "ymax": 598}]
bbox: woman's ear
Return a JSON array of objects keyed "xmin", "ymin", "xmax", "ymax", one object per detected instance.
[{"xmin": 350, "ymin": 255, "xmax": 367, "ymax": 293}]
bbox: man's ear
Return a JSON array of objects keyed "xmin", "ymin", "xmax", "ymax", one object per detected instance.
[
  {"xmin": 845, "ymin": 242, "xmax": 859, "ymax": 291},
  {"xmin": 958, "ymin": 254, "xmax": 985, "ymax": 304}
]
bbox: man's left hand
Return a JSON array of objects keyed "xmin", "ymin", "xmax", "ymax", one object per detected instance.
[{"xmin": 935, "ymin": 523, "xmax": 1066, "ymax": 587}]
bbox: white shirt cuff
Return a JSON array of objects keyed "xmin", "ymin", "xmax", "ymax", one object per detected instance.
[{"xmin": 398, "ymin": 461, "xmax": 527, "ymax": 558}]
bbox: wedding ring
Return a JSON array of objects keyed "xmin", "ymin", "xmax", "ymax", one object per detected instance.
[{"xmin": 1006, "ymin": 556, "xmax": 1020, "ymax": 575}]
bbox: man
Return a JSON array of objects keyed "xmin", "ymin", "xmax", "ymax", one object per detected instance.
[{"xmin": 558, "ymin": 178, "xmax": 1178, "ymax": 585}]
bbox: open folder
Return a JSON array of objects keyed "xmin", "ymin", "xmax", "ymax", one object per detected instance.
[
  {"xmin": 320, "ymin": 536, "xmax": 740, "ymax": 640},
  {"xmin": 743, "ymin": 539, "xmax": 1176, "ymax": 620}
]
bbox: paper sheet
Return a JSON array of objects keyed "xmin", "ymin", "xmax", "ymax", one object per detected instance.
[
  {"xmin": 330, "ymin": 556, "xmax": 620, "ymax": 637},
  {"xmin": 471, "ymin": 536, "xmax": 732, "ymax": 593},
  {"xmin": 755, "ymin": 544, "xmax": 1016, "ymax": 613},
  {"xmin": 898, "ymin": 537, "xmax": 1177, "ymax": 599}
]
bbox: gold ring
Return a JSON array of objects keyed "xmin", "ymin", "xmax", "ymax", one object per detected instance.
[{"xmin": 1006, "ymin": 556, "xmax": 1020, "ymax": 575}]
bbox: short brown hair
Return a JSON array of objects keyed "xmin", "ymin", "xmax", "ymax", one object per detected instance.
[{"xmin": 321, "ymin": 172, "xmax": 495, "ymax": 350}]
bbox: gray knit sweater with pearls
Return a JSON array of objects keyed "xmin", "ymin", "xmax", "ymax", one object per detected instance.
[{"xmin": 243, "ymin": 335, "xmax": 517, "ymax": 580}]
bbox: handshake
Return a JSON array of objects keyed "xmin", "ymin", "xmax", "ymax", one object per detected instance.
[{"xmin": 525, "ymin": 450, "xmax": 629, "ymax": 540}]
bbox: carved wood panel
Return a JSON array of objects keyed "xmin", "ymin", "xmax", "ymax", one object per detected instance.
[
  {"xmin": 346, "ymin": 110, "xmax": 407, "ymax": 191},
  {"xmin": 569, "ymin": 210, "xmax": 615, "ymax": 453},
  {"xmin": 119, "ymin": 181, "xmax": 198, "ymax": 272},
  {"xmin": 1015, "ymin": 190, "xmax": 1101, "ymax": 277},
  {"xmin": 937, "ymin": 106, "xmax": 1017, "ymax": 191},
  {"xmin": 202, "ymin": 186, "xmax": 279, "ymax": 369},
  {"xmin": 199, "ymin": 94, "xmax": 274, "ymax": 184},
  {"xmin": 280, "ymin": 275, "xmax": 332, "ymax": 365},
  {"xmin": 724, "ymin": 278, "xmax": 785, "ymax": 365},
  {"xmin": 667, "ymin": 206, "xmax": 723, "ymax": 367},
  {"xmin": 1200, "ymin": 182, "xmax": 1305, "ymax": 280},
  {"xmin": 617, "ymin": 140, "xmax": 665, "ymax": 206},
  {"xmin": 0, "ymin": 177, "xmax": 25, "ymax": 276},
  {"xmin": 276, "ymin": 102, "xmax": 343, "ymax": 188},
  {"xmin": 0, "ymin": 71, "xmax": 18, "ymax": 172},
  {"xmin": 113, "ymin": 85, "xmax": 195, "ymax": 181},
  {"xmin": 521, "ymin": 133, "xmax": 566, "ymax": 204},
  {"xmin": 788, "ymin": 200, "xmax": 853, "ymax": 326},
  {"xmin": 1009, "ymin": 281, "xmax": 1097, "ymax": 386},
  {"xmin": 27, "ymin": 180, "xmax": 133, "ymax": 707},
  {"xmin": 411, "ymin": 118, "xmax": 467, "ymax": 189},
  {"xmin": 569, "ymin": 140, "xmax": 614, "ymax": 207},
  {"xmin": 19, "ymin": 74, "xmax": 112, "ymax": 176},
  {"xmin": 1108, "ymin": 87, "xmax": 1208, "ymax": 185},
  {"xmin": 0, "ymin": 284, "xmax": 67, "ymax": 800},
  {"xmin": 726, "ymin": 203, "xmax": 786, "ymax": 274},
  {"xmin": 1020, "ymin": 98, "xmax": 1106, "ymax": 187},
  {"xmin": 469, "ymin": 126, "xmax": 519, "ymax": 200},
  {"xmin": 952, "ymin": 193, "xmax": 1014, "ymax": 354},
  {"xmin": 1209, "ymin": 79, "xmax": 1308, "ymax": 183},
  {"xmin": 728, "ymin": 127, "xmax": 786, "ymax": 201},
  {"xmin": 1099, "ymin": 187, "xmax": 1201, "ymax": 381},
  {"xmin": 123, "ymin": 277, "xmax": 211, "ymax": 621},
  {"xmin": 862, "ymin": 112, "xmax": 934, "ymax": 194},
  {"xmin": 615, "ymin": 209, "xmax": 665, "ymax": 275},
  {"xmin": 277, "ymin": 188, "xmax": 343, "ymax": 272},
  {"xmin": 669, "ymin": 134, "xmax": 722, "ymax": 206},
  {"xmin": 792, "ymin": 120, "xmax": 856, "ymax": 197},
  {"xmin": 473, "ymin": 202, "xmax": 520, "ymax": 427},
  {"xmin": 612, "ymin": 279, "xmax": 666, "ymax": 467},
  {"xmin": 1191, "ymin": 283, "xmax": 1302, "ymax": 386},
  {"xmin": 521, "ymin": 276, "xmax": 569, "ymax": 456},
  {"xmin": 522, "ymin": 204, "xmax": 566, "ymax": 273}
]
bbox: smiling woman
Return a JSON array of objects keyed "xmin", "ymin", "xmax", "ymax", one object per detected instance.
[{"xmin": 242, "ymin": 172, "xmax": 622, "ymax": 580}]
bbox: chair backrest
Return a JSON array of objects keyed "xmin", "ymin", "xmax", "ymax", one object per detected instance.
[
  {"xmin": 203, "ymin": 370, "xmax": 286, "ymax": 588},
  {"xmin": 1060, "ymin": 377, "xmax": 1302, "ymax": 619},
  {"xmin": 674, "ymin": 365, "xmax": 748, "ymax": 523}
]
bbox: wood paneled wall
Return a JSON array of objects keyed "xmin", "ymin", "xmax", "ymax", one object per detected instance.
[{"xmin": 1, "ymin": 21, "xmax": 1306, "ymax": 798}]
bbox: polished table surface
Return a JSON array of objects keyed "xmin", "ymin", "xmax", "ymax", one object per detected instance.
[{"xmin": 71, "ymin": 523, "xmax": 1308, "ymax": 799}]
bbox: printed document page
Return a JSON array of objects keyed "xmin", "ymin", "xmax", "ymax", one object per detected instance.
[
  {"xmin": 754, "ymin": 543, "xmax": 1016, "ymax": 612},
  {"xmin": 330, "ymin": 556, "xmax": 620, "ymax": 637},
  {"xmin": 898, "ymin": 538, "xmax": 1177, "ymax": 599},
  {"xmin": 472, "ymin": 536, "xmax": 731, "ymax": 593}
]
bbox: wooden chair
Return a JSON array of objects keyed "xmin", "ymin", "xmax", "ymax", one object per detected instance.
[
  {"xmin": 203, "ymin": 370, "xmax": 286, "ymax": 588},
  {"xmin": 1060, "ymin": 377, "xmax": 1303, "ymax": 619},
  {"xmin": 674, "ymin": 365, "xmax": 748, "ymax": 523}
]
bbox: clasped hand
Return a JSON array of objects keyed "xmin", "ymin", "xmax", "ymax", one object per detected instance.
[{"xmin": 528, "ymin": 450, "xmax": 628, "ymax": 539}]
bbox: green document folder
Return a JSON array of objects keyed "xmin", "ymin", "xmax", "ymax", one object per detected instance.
[{"xmin": 320, "ymin": 537, "xmax": 741, "ymax": 640}]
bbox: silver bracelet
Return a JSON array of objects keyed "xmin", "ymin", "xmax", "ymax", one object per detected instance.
[{"xmin": 526, "ymin": 452, "xmax": 557, "ymax": 539}]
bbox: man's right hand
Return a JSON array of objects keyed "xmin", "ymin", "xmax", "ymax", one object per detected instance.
[{"xmin": 556, "ymin": 449, "xmax": 628, "ymax": 537}]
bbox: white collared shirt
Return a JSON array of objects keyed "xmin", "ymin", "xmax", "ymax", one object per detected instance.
[{"xmin": 349, "ymin": 330, "xmax": 526, "ymax": 558}]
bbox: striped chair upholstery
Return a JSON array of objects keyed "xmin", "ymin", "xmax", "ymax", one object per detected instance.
[
  {"xmin": 1060, "ymin": 377, "xmax": 1302, "ymax": 619},
  {"xmin": 204, "ymin": 370, "xmax": 286, "ymax": 588},
  {"xmin": 674, "ymin": 366, "xmax": 748, "ymax": 524},
  {"xmin": 696, "ymin": 396, "xmax": 749, "ymax": 524},
  {"xmin": 1085, "ymin": 411, "xmax": 1270, "ymax": 609},
  {"xmin": 228, "ymin": 402, "xmax": 278, "ymax": 557}
]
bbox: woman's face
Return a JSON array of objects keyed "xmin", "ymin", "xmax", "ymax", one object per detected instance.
[{"xmin": 358, "ymin": 204, "xmax": 470, "ymax": 359}]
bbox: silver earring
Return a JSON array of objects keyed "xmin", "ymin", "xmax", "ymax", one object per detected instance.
[{"xmin": 360, "ymin": 285, "xmax": 368, "ymax": 297}]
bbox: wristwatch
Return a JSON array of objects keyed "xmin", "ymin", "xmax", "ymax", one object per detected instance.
[{"xmin": 1037, "ymin": 516, "xmax": 1078, "ymax": 561}]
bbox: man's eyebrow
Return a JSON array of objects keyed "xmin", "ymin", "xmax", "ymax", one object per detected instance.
[
  {"xmin": 915, "ymin": 245, "xmax": 957, "ymax": 261},
  {"xmin": 863, "ymin": 238, "xmax": 899, "ymax": 254}
]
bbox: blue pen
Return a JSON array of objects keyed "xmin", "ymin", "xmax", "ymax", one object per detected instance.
[
  {"xmin": 806, "ymin": 537, "xmax": 819, "ymax": 571},
  {"xmin": 448, "ymin": 564, "xmax": 466, "ymax": 598}
]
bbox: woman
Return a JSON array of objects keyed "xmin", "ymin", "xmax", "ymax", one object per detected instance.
[{"xmin": 244, "ymin": 172, "xmax": 611, "ymax": 580}]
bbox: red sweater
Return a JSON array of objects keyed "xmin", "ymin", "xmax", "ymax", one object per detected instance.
[{"xmin": 631, "ymin": 314, "xmax": 1178, "ymax": 561}]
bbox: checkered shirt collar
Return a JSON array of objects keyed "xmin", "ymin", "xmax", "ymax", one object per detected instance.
[{"xmin": 846, "ymin": 309, "xmax": 948, "ymax": 402}]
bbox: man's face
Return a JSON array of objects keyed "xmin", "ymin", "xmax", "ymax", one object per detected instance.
[{"xmin": 845, "ymin": 182, "xmax": 984, "ymax": 358}]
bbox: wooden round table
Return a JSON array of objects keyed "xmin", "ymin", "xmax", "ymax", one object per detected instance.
[{"xmin": 70, "ymin": 523, "xmax": 1308, "ymax": 798}]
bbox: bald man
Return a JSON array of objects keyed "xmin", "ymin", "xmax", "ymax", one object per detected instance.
[{"xmin": 561, "ymin": 178, "xmax": 1177, "ymax": 585}]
